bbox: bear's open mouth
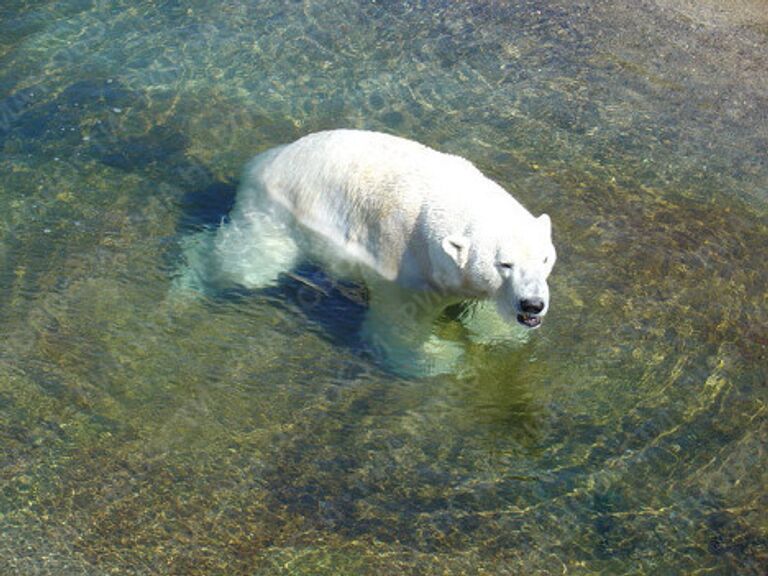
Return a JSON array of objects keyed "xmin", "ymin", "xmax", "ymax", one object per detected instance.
[{"xmin": 517, "ymin": 313, "xmax": 542, "ymax": 328}]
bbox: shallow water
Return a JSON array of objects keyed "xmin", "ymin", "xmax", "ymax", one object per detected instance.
[{"xmin": 1, "ymin": 1, "xmax": 766, "ymax": 574}]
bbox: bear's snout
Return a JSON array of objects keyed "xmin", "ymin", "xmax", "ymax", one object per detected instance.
[
  {"xmin": 516, "ymin": 296, "xmax": 546, "ymax": 328},
  {"xmin": 520, "ymin": 297, "xmax": 545, "ymax": 315}
]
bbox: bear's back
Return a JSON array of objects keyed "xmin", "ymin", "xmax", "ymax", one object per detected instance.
[{"xmin": 245, "ymin": 130, "xmax": 525, "ymax": 280}]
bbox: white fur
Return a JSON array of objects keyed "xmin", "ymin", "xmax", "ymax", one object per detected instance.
[{"xmin": 185, "ymin": 130, "xmax": 556, "ymax": 373}]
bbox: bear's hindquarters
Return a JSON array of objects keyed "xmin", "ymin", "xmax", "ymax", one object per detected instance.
[{"xmin": 174, "ymin": 209, "xmax": 300, "ymax": 294}]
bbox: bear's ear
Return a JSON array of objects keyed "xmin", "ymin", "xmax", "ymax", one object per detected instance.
[
  {"xmin": 538, "ymin": 213, "xmax": 552, "ymax": 237},
  {"xmin": 442, "ymin": 235, "xmax": 470, "ymax": 268}
]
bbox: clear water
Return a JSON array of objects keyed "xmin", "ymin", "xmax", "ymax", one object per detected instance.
[{"xmin": 1, "ymin": 1, "xmax": 766, "ymax": 574}]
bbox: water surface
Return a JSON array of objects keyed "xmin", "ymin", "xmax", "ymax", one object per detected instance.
[{"xmin": 1, "ymin": 1, "xmax": 766, "ymax": 574}]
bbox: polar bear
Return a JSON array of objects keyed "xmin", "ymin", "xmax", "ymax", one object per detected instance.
[{"xmin": 184, "ymin": 130, "xmax": 556, "ymax": 373}]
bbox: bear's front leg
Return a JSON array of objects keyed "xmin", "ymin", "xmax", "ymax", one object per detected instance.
[{"xmin": 361, "ymin": 278, "xmax": 463, "ymax": 376}]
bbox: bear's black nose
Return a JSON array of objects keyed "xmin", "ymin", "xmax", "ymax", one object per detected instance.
[{"xmin": 520, "ymin": 297, "xmax": 545, "ymax": 314}]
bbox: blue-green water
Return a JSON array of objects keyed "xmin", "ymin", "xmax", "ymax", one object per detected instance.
[{"xmin": 1, "ymin": 1, "xmax": 766, "ymax": 574}]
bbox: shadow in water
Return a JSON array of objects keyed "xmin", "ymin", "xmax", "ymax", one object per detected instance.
[
  {"xmin": 177, "ymin": 180, "xmax": 237, "ymax": 232},
  {"xmin": 265, "ymin": 262, "xmax": 370, "ymax": 351}
]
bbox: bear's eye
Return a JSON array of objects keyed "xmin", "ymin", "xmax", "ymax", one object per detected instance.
[
  {"xmin": 498, "ymin": 262, "xmax": 513, "ymax": 270},
  {"xmin": 543, "ymin": 256, "xmax": 549, "ymax": 264}
]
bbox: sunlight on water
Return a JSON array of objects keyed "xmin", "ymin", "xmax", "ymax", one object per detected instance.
[{"xmin": 0, "ymin": 1, "xmax": 766, "ymax": 574}]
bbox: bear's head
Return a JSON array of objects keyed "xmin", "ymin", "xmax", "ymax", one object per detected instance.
[{"xmin": 439, "ymin": 213, "xmax": 556, "ymax": 329}]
